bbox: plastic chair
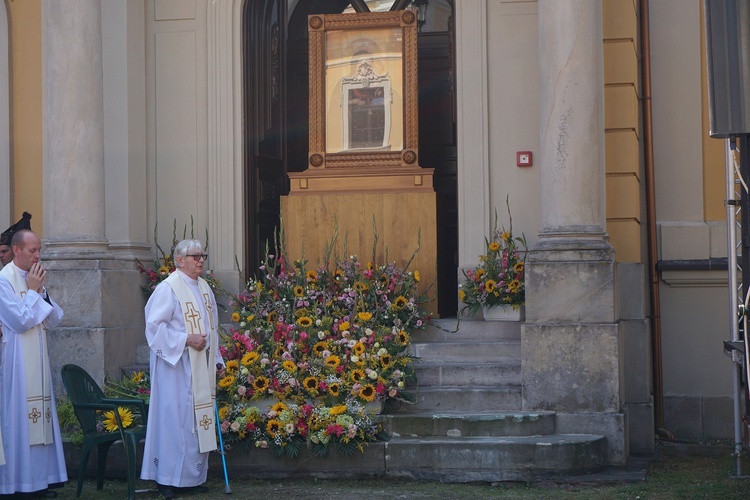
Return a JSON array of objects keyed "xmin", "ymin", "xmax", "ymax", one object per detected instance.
[{"xmin": 60, "ymin": 364, "xmax": 147, "ymax": 500}]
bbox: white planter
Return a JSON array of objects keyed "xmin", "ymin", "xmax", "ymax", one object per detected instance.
[{"xmin": 482, "ymin": 304, "xmax": 524, "ymax": 321}]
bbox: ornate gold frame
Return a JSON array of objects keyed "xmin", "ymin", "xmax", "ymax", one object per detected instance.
[{"xmin": 307, "ymin": 10, "xmax": 419, "ymax": 170}]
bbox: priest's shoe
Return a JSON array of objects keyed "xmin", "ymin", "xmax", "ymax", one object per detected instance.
[{"xmin": 157, "ymin": 483, "xmax": 176, "ymax": 499}]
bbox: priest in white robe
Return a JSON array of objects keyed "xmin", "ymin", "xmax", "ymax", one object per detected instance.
[
  {"xmin": 140, "ymin": 239, "xmax": 223, "ymax": 500},
  {"xmin": 0, "ymin": 229, "xmax": 66, "ymax": 497}
]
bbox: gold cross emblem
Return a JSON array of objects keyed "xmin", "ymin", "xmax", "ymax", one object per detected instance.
[
  {"xmin": 184, "ymin": 302, "xmax": 202, "ymax": 334},
  {"xmin": 203, "ymin": 293, "xmax": 216, "ymax": 331},
  {"xmin": 199, "ymin": 414, "xmax": 213, "ymax": 430},
  {"xmin": 29, "ymin": 407, "xmax": 42, "ymax": 423}
]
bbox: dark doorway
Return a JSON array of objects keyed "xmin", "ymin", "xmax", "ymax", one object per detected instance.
[{"xmin": 246, "ymin": 0, "xmax": 457, "ymax": 315}]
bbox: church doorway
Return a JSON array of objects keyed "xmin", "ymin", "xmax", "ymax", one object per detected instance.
[{"xmin": 244, "ymin": 0, "xmax": 457, "ymax": 316}]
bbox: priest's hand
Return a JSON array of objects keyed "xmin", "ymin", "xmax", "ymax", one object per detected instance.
[
  {"xmin": 26, "ymin": 262, "xmax": 46, "ymax": 293},
  {"xmin": 186, "ymin": 333, "xmax": 207, "ymax": 351}
]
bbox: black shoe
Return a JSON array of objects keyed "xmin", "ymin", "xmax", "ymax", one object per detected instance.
[
  {"xmin": 178, "ymin": 485, "xmax": 209, "ymax": 495},
  {"xmin": 157, "ymin": 484, "xmax": 175, "ymax": 500}
]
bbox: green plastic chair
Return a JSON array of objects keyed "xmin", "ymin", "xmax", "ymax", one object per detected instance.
[{"xmin": 60, "ymin": 364, "xmax": 147, "ymax": 500}]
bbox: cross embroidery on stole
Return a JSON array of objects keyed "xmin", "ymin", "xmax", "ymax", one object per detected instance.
[{"xmin": 183, "ymin": 302, "xmax": 202, "ymax": 334}]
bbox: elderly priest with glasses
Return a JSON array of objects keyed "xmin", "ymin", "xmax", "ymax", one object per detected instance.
[{"xmin": 140, "ymin": 239, "xmax": 224, "ymax": 499}]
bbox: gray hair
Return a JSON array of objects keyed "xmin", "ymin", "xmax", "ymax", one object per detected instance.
[{"xmin": 173, "ymin": 239, "xmax": 204, "ymax": 259}]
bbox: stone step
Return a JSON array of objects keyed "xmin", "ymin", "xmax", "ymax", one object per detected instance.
[
  {"xmin": 411, "ymin": 340, "xmax": 521, "ymax": 362},
  {"xmin": 413, "ymin": 361, "xmax": 521, "ymax": 386},
  {"xmin": 384, "ymin": 434, "xmax": 607, "ymax": 482},
  {"xmin": 418, "ymin": 318, "xmax": 521, "ymax": 341},
  {"xmin": 395, "ymin": 385, "xmax": 522, "ymax": 413},
  {"xmin": 379, "ymin": 412, "xmax": 556, "ymax": 438}
]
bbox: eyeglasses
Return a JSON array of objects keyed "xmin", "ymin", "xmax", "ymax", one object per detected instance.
[{"xmin": 185, "ymin": 254, "xmax": 208, "ymax": 261}]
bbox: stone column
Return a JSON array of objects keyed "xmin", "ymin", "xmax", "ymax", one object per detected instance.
[
  {"xmin": 522, "ymin": 0, "xmax": 625, "ymax": 464},
  {"xmin": 42, "ymin": 0, "xmax": 108, "ymax": 257}
]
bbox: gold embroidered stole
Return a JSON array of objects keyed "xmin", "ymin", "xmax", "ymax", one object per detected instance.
[
  {"xmin": 164, "ymin": 272, "xmax": 218, "ymax": 453},
  {"xmin": 0, "ymin": 263, "xmax": 53, "ymax": 446}
]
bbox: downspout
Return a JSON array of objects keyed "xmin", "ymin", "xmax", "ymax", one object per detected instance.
[{"xmin": 639, "ymin": 0, "xmax": 668, "ymax": 435}]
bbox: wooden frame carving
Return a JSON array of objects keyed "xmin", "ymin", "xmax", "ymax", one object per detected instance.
[{"xmin": 307, "ymin": 10, "xmax": 419, "ymax": 169}]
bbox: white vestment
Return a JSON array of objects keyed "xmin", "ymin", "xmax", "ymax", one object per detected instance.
[
  {"xmin": 140, "ymin": 271, "xmax": 223, "ymax": 488},
  {"xmin": 0, "ymin": 263, "xmax": 66, "ymax": 494}
]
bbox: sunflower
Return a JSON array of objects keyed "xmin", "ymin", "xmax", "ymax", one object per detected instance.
[
  {"xmin": 334, "ymin": 269, "xmax": 344, "ymax": 278},
  {"xmin": 328, "ymin": 382, "xmax": 340, "ymax": 397},
  {"xmin": 476, "ymin": 269, "xmax": 485, "ymax": 279},
  {"xmin": 508, "ymin": 279, "xmax": 522, "ymax": 293},
  {"xmin": 246, "ymin": 314, "xmax": 255, "ymax": 322},
  {"xmin": 282, "ymin": 360, "xmax": 297, "ymax": 372},
  {"xmin": 218, "ymin": 375, "xmax": 236, "ymax": 388},
  {"xmin": 242, "ymin": 351, "xmax": 259, "ymax": 365},
  {"xmin": 324, "ymin": 355, "xmax": 340, "ymax": 368},
  {"xmin": 489, "ymin": 241, "xmax": 500, "ymax": 252},
  {"xmin": 131, "ymin": 371, "xmax": 144, "ymax": 384},
  {"xmin": 306, "ymin": 269, "xmax": 317, "ymax": 282},
  {"xmin": 349, "ymin": 369, "xmax": 365, "ymax": 383},
  {"xmin": 102, "ymin": 407, "xmax": 134, "ymax": 432},
  {"xmin": 357, "ymin": 311, "xmax": 372, "ymax": 322},
  {"xmin": 274, "ymin": 346, "xmax": 286, "ymax": 359},
  {"xmin": 501, "ymin": 231, "xmax": 510, "ymax": 241},
  {"xmin": 380, "ymin": 354, "xmax": 392, "ymax": 368},
  {"xmin": 225, "ymin": 359, "xmax": 239, "ymax": 373},
  {"xmin": 267, "ymin": 311, "xmax": 278, "ymax": 323},
  {"xmin": 271, "ymin": 402, "xmax": 287, "ymax": 413},
  {"xmin": 378, "ymin": 274, "xmax": 389, "ymax": 285},
  {"xmin": 354, "ymin": 281, "xmax": 368, "ymax": 292},
  {"xmin": 459, "ymin": 289, "xmax": 466, "ymax": 302},
  {"xmin": 392, "ymin": 296, "xmax": 408, "ymax": 310},
  {"xmin": 252, "ymin": 376, "xmax": 269, "ymax": 392},
  {"xmin": 352, "ymin": 342, "xmax": 366, "ymax": 355},
  {"xmin": 158, "ymin": 265, "xmax": 171, "ymax": 275},
  {"xmin": 218, "ymin": 405, "xmax": 230, "ymax": 421},
  {"xmin": 293, "ymin": 285, "xmax": 305, "ymax": 297},
  {"xmin": 330, "ymin": 404, "xmax": 347, "ymax": 416},
  {"xmin": 358, "ymin": 384, "xmax": 376, "ymax": 402},
  {"xmin": 303, "ymin": 376, "xmax": 319, "ymax": 392},
  {"xmin": 266, "ymin": 419, "xmax": 283, "ymax": 438},
  {"xmin": 231, "ymin": 312, "xmax": 241, "ymax": 322},
  {"xmin": 485, "ymin": 280, "xmax": 497, "ymax": 293},
  {"xmin": 367, "ymin": 261, "xmax": 375, "ymax": 271},
  {"xmin": 297, "ymin": 316, "xmax": 313, "ymax": 328},
  {"xmin": 396, "ymin": 330, "xmax": 410, "ymax": 346},
  {"xmin": 313, "ymin": 341, "xmax": 328, "ymax": 357},
  {"xmin": 514, "ymin": 262, "xmax": 525, "ymax": 273},
  {"xmin": 338, "ymin": 321, "xmax": 350, "ymax": 332}
]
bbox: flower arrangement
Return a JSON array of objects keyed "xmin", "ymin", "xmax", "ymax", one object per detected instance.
[
  {"xmin": 459, "ymin": 197, "xmax": 528, "ymax": 315},
  {"xmin": 136, "ymin": 219, "xmax": 222, "ymax": 300},
  {"xmin": 217, "ymin": 237, "xmax": 429, "ymax": 457}
]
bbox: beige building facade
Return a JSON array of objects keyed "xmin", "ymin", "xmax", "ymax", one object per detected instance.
[{"xmin": 0, "ymin": 0, "xmax": 735, "ymax": 462}]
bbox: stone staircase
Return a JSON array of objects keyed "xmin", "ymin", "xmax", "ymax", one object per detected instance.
[
  {"xmin": 115, "ymin": 318, "xmax": 607, "ymax": 482},
  {"xmin": 375, "ymin": 318, "xmax": 607, "ymax": 481}
]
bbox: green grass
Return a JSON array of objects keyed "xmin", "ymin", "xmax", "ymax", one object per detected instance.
[{"xmin": 45, "ymin": 453, "xmax": 750, "ymax": 499}]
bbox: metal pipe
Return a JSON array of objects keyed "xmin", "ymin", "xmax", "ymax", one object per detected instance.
[{"xmin": 639, "ymin": 0, "xmax": 666, "ymax": 433}]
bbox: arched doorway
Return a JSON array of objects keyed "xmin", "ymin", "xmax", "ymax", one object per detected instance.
[{"xmin": 245, "ymin": 0, "xmax": 457, "ymax": 316}]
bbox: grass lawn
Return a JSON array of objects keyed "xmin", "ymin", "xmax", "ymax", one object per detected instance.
[{"xmin": 41, "ymin": 451, "xmax": 750, "ymax": 499}]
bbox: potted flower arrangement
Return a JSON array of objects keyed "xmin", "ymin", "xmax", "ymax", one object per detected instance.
[
  {"xmin": 459, "ymin": 197, "xmax": 528, "ymax": 320},
  {"xmin": 217, "ymin": 242, "xmax": 428, "ymax": 457}
]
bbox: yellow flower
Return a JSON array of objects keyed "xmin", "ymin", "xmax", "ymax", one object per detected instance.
[
  {"xmin": 328, "ymin": 382, "xmax": 340, "ymax": 397},
  {"xmin": 266, "ymin": 419, "xmax": 283, "ymax": 438},
  {"xmin": 131, "ymin": 371, "xmax": 144, "ymax": 384},
  {"xmin": 158, "ymin": 265, "xmax": 171, "ymax": 275},
  {"xmin": 514, "ymin": 262, "xmax": 524, "ymax": 273},
  {"xmin": 350, "ymin": 369, "xmax": 365, "ymax": 383},
  {"xmin": 338, "ymin": 321, "xmax": 350, "ymax": 332},
  {"xmin": 485, "ymin": 280, "xmax": 497, "ymax": 293},
  {"xmin": 231, "ymin": 312, "xmax": 241, "ymax": 322},
  {"xmin": 359, "ymin": 384, "xmax": 376, "ymax": 402},
  {"xmin": 330, "ymin": 405, "xmax": 347, "ymax": 416},
  {"xmin": 313, "ymin": 341, "xmax": 328, "ymax": 357},
  {"xmin": 297, "ymin": 316, "xmax": 313, "ymax": 328},
  {"xmin": 218, "ymin": 375, "xmax": 236, "ymax": 388},
  {"xmin": 459, "ymin": 289, "xmax": 466, "ymax": 302},
  {"xmin": 306, "ymin": 270, "xmax": 317, "ymax": 281},
  {"xmin": 352, "ymin": 342, "xmax": 366, "ymax": 355},
  {"xmin": 255, "ymin": 282, "xmax": 263, "ymax": 292},
  {"xmin": 367, "ymin": 261, "xmax": 375, "ymax": 271},
  {"xmin": 396, "ymin": 330, "xmax": 410, "ymax": 346},
  {"xmin": 354, "ymin": 281, "xmax": 368, "ymax": 292},
  {"xmin": 414, "ymin": 270, "xmax": 421, "ymax": 282},
  {"xmin": 218, "ymin": 405, "xmax": 230, "ymax": 421},
  {"xmin": 267, "ymin": 311, "xmax": 278, "ymax": 323},
  {"xmin": 252, "ymin": 376, "xmax": 269, "ymax": 392},
  {"xmin": 282, "ymin": 360, "xmax": 297, "ymax": 372},
  {"xmin": 272, "ymin": 402, "xmax": 287, "ymax": 413},
  {"xmin": 380, "ymin": 354, "xmax": 392, "ymax": 368},
  {"xmin": 489, "ymin": 241, "xmax": 500, "ymax": 252},
  {"xmin": 102, "ymin": 407, "xmax": 134, "ymax": 432},
  {"xmin": 475, "ymin": 269, "xmax": 485, "ymax": 279},
  {"xmin": 246, "ymin": 314, "xmax": 255, "ymax": 322},
  {"xmin": 501, "ymin": 231, "xmax": 510, "ymax": 241},
  {"xmin": 325, "ymin": 355, "xmax": 340, "ymax": 368},
  {"xmin": 242, "ymin": 351, "xmax": 259, "ymax": 365},
  {"xmin": 293, "ymin": 285, "xmax": 305, "ymax": 297},
  {"xmin": 357, "ymin": 311, "xmax": 372, "ymax": 322},
  {"xmin": 392, "ymin": 296, "xmax": 408, "ymax": 309},
  {"xmin": 303, "ymin": 377, "xmax": 319, "ymax": 392},
  {"xmin": 225, "ymin": 360, "xmax": 239, "ymax": 373}
]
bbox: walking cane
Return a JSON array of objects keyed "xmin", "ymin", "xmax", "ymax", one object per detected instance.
[{"xmin": 215, "ymin": 401, "xmax": 232, "ymax": 494}]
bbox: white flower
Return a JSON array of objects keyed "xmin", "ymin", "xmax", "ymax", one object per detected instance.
[
  {"xmin": 368, "ymin": 371, "xmax": 378, "ymax": 380},
  {"xmin": 347, "ymin": 340, "xmax": 356, "ymax": 348},
  {"xmin": 318, "ymin": 331, "xmax": 327, "ymax": 340},
  {"xmin": 315, "ymin": 319, "xmax": 322, "ymax": 326},
  {"xmin": 285, "ymin": 423, "xmax": 295, "ymax": 434},
  {"xmin": 377, "ymin": 348, "xmax": 387, "ymax": 356},
  {"xmin": 351, "ymin": 355, "xmax": 359, "ymax": 363},
  {"xmin": 398, "ymin": 381, "xmax": 405, "ymax": 388},
  {"xmin": 240, "ymin": 322, "xmax": 246, "ymax": 328},
  {"xmin": 373, "ymin": 342, "xmax": 380, "ymax": 349}
]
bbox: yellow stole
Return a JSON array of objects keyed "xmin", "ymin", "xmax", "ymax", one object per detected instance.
[
  {"xmin": 0, "ymin": 263, "xmax": 54, "ymax": 446},
  {"xmin": 164, "ymin": 271, "xmax": 218, "ymax": 453}
]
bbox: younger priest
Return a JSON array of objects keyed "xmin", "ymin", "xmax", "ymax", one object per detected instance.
[{"xmin": 140, "ymin": 239, "xmax": 224, "ymax": 500}]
